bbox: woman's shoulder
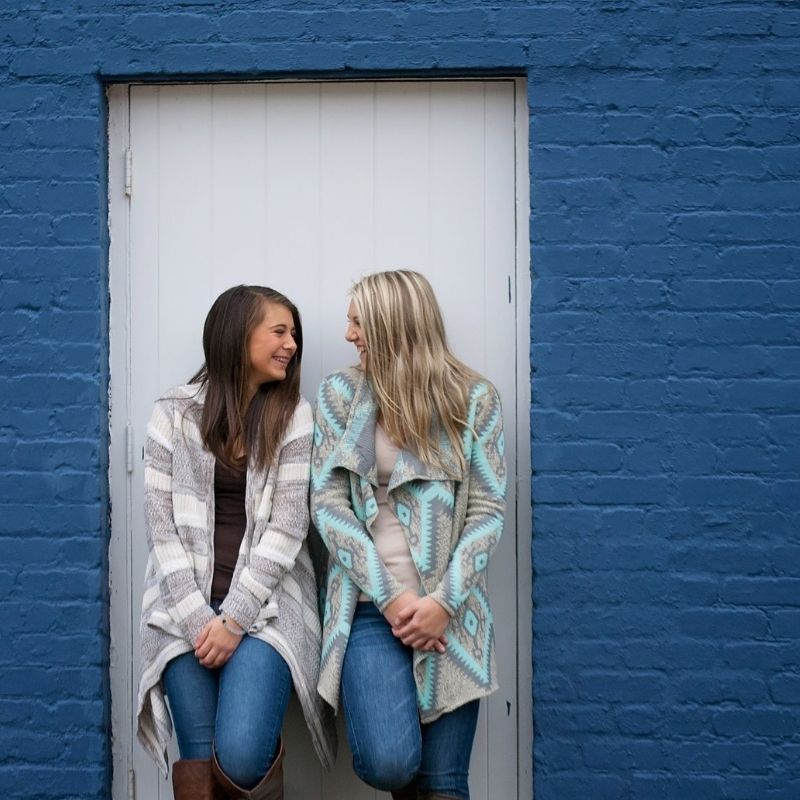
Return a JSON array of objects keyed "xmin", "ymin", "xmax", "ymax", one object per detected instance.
[
  {"xmin": 317, "ymin": 366, "xmax": 362, "ymax": 400},
  {"xmin": 154, "ymin": 383, "xmax": 204, "ymax": 406},
  {"xmin": 467, "ymin": 376, "xmax": 500, "ymax": 404},
  {"xmin": 465, "ymin": 378, "xmax": 503, "ymax": 426},
  {"xmin": 282, "ymin": 395, "xmax": 314, "ymax": 442}
]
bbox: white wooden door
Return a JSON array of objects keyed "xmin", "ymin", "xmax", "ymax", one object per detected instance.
[{"xmin": 108, "ymin": 80, "xmax": 531, "ymax": 800}]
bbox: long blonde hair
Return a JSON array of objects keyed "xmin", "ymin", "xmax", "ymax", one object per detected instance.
[{"xmin": 351, "ymin": 270, "xmax": 480, "ymax": 476}]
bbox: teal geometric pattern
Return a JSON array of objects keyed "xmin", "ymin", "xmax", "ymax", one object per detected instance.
[
  {"xmin": 444, "ymin": 586, "xmax": 494, "ymax": 686},
  {"xmin": 312, "ymin": 368, "xmax": 507, "ymax": 720},
  {"xmin": 398, "ymin": 482, "xmax": 455, "ymax": 577}
]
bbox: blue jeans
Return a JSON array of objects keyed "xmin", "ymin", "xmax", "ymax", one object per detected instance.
[
  {"xmin": 163, "ymin": 614, "xmax": 292, "ymax": 789},
  {"xmin": 341, "ymin": 602, "xmax": 479, "ymax": 800}
]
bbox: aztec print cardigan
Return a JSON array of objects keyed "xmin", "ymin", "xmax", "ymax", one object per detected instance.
[
  {"xmin": 311, "ymin": 367, "xmax": 507, "ymax": 721},
  {"xmin": 136, "ymin": 384, "xmax": 335, "ymax": 776}
]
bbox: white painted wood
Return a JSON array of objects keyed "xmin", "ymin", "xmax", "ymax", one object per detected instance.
[
  {"xmin": 108, "ymin": 79, "xmax": 531, "ymax": 800},
  {"xmin": 108, "ymin": 82, "xmax": 132, "ymax": 800}
]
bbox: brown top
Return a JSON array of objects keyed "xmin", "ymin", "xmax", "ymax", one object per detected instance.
[{"xmin": 211, "ymin": 458, "xmax": 247, "ymax": 602}]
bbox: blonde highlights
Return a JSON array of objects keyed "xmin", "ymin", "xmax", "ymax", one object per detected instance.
[{"xmin": 351, "ymin": 270, "xmax": 480, "ymax": 476}]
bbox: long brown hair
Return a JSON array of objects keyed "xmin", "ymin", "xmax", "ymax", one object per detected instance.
[{"xmin": 189, "ymin": 285, "xmax": 303, "ymax": 471}]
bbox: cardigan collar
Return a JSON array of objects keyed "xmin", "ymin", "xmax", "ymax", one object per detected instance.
[
  {"xmin": 171, "ymin": 382, "xmax": 269, "ymax": 485},
  {"xmin": 330, "ymin": 368, "xmax": 462, "ymax": 488}
]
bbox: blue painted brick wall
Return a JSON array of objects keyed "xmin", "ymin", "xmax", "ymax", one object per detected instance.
[{"xmin": 1, "ymin": 1, "xmax": 798, "ymax": 798}]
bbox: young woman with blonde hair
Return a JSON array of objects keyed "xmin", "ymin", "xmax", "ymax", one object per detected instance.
[
  {"xmin": 311, "ymin": 270, "xmax": 507, "ymax": 800},
  {"xmin": 136, "ymin": 285, "xmax": 334, "ymax": 800}
]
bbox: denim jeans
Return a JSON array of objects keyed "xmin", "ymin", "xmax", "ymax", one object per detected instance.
[
  {"xmin": 163, "ymin": 607, "xmax": 292, "ymax": 789},
  {"xmin": 341, "ymin": 602, "xmax": 479, "ymax": 800}
]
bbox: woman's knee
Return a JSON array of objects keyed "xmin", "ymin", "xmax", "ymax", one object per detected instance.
[
  {"xmin": 352, "ymin": 743, "xmax": 420, "ymax": 791},
  {"xmin": 214, "ymin": 733, "xmax": 279, "ymax": 789}
]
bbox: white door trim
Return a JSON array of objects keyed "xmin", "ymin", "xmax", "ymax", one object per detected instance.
[{"xmin": 107, "ymin": 77, "xmax": 532, "ymax": 800}]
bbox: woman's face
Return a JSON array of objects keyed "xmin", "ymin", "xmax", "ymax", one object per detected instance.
[
  {"xmin": 247, "ymin": 302, "xmax": 297, "ymax": 386},
  {"xmin": 345, "ymin": 300, "xmax": 367, "ymax": 367}
]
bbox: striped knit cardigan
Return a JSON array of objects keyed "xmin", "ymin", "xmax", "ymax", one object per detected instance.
[
  {"xmin": 136, "ymin": 384, "xmax": 336, "ymax": 776},
  {"xmin": 311, "ymin": 368, "xmax": 507, "ymax": 721}
]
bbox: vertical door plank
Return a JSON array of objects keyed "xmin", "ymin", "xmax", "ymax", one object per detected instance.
[
  {"xmin": 318, "ymin": 82, "xmax": 376, "ymax": 375},
  {"xmin": 428, "ymin": 82, "xmax": 490, "ymax": 799},
  {"xmin": 373, "ymin": 82, "xmax": 431, "ymax": 270},
  {"xmin": 157, "ymin": 84, "xmax": 214, "ymax": 388},
  {"xmin": 263, "ymin": 82, "xmax": 326, "ymax": 399},
  {"xmin": 129, "ymin": 84, "xmax": 170, "ymax": 800},
  {"xmin": 210, "ymin": 84, "xmax": 268, "ymax": 292},
  {"xmin": 428, "ymin": 82, "xmax": 487, "ymax": 372}
]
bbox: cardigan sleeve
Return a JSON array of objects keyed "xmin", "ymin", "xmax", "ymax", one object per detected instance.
[
  {"xmin": 310, "ymin": 376, "xmax": 406, "ymax": 611},
  {"xmin": 220, "ymin": 400, "xmax": 314, "ymax": 632},
  {"xmin": 143, "ymin": 398, "xmax": 216, "ymax": 645},
  {"xmin": 428, "ymin": 383, "xmax": 507, "ymax": 616}
]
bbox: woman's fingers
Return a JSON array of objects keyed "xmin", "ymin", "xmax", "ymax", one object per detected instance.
[
  {"xmin": 393, "ymin": 602, "xmax": 419, "ymax": 624},
  {"xmin": 195, "ymin": 639, "xmax": 212, "ymax": 660},
  {"xmin": 194, "ymin": 620, "xmax": 213, "ymax": 650}
]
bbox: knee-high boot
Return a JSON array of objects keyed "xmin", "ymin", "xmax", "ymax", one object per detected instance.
[
  {"xmin": 171, "ymin": 759, "xmax": 225, "ymax": 800},
  {"xmin": 212, "ymin": 739, "xmax": 284, "ymax": 800}
]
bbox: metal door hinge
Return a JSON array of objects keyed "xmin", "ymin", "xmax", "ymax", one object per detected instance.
[
  {"xmin": 125, "ymin": 149, "xmax": 132, "ymax": 197},
  {"xmin": 126, "ymin": 424, "xmax": 133, "ymax": 474}
]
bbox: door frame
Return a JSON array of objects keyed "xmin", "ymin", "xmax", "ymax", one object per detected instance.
[{"xmin": 106, "ymin": 77, "xmax": 532, "ymax": 800}]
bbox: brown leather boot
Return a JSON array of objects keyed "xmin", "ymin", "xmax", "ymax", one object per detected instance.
[
  {"xmin": 392, "ymin": 780, "xmax": 418, "ymax": 800},
  {"xmin": 212, "ymin": 739, "xmax": 284, "ymax": 800},
  {"xmin": 419, "ymin": 794, "xmax": 458, "ymax": 800},
  {"xmin": 172, "ymin": 759, "xmax": 225, "ymax": 800}
]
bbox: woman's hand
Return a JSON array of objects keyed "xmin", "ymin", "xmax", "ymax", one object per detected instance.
[
  {"xmin": 392, "ymin": 597, "xmax": 450, "ymax": 653},
  {"xmin": 194, "ymin": 616, "xmax": 243, "ymax": 669},
  {"xmin": 382, "ymin": 590, "xmax": 420, "ymax": 627}
]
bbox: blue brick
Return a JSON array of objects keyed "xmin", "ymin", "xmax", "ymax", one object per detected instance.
[
  {"xmin": 616, "ymin": 706, "xmax": 662, "ymax": 735},
  {"xmin": 700, "ymin": 114, "xmax": 743, "ymax": 143},
  {"xmin": 721, "ymin": 578, "xmax": 800, "ymax": 606},
  {"xmin": 679, "ymin": 609, "xmax": 769, "ymax": 639},
  {"xmin": 677, "ymin": 742, "xmax": 771, "ymax": 773},
  {"xmin": 576, "ymin": 671, "xmax": 666, "ymax": 703},
  {"xmin": 770, "ymin": 674, "xmax": 800, "ymax": 705},
  {"xmin": 717, "ymin": 181, "xmax": 800, "ymax": 211},
  {"xmin": 575, "ymin": 411, "xmax": 666, "ymax": 440},
  {"xmin": 673, "ymin": 280, "xmax": 771, "ymax": 310},
  {"xmin": 533, "ymin": 376, "xmax": 626, "ymax": 409},
  {"xmin": 674, "ymin": 674, "xmax": 768, "ymax": 705},
  {"xmin": 724, "ymin": 380, "xmax": 800, "ymax": 411},
  {"xmin": 632, "ymin": 776, "xmax": 725, "ymax": 800},
  {"xmin": 126, "ymin": 12, "xmax": 219, "ymax": 44},
  {"xmin": 675, "ymin": 213, "xmax": 800, "ymax": 244},
  {"xmin": 537, "ymin": 775, "xmax": 626, "ymax": 800},
  {"xmin": 674, "ymin": 345, "xmax": 768, "ymax": 377},
  {"xmin": 534, "ymin": 443, "xmax": 623, "ymax": 472},
  {"xmin": 767, "ymin": 78, "xmax": 800, "ymax": 107},
  {"xmin": 772, "ymin": 281, "xmax": 800, "ymax": 309},
  {"xmin": 675, "ymin": 147, "xmax": 766, "ymax": 178},
  {"xmin": 713, "ymin": 709, "xmax": 797, "ymax": 738}
]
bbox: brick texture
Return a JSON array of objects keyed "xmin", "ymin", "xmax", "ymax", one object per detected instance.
[{"xmin": 1, "ymin": 1, "xmax": 798, "ymax": 798}]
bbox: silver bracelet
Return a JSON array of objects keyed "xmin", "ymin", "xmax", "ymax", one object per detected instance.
[{"xmin": 220, "ymin": 615, "xmax": 246, "ymax": 636}]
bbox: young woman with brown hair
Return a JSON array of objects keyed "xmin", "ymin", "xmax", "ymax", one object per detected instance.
[{"xmin": 136, "ymin": 285, "xmax": 333, "ymax": 800}]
